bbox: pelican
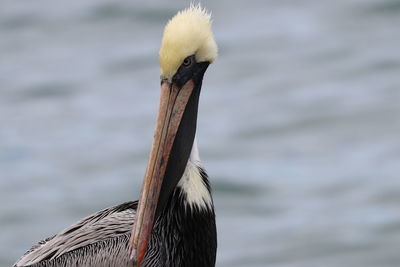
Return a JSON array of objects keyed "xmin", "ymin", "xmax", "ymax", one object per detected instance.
[{"xmin": 14, "ymin": 5, "xmax": 218, "ymax": 267}]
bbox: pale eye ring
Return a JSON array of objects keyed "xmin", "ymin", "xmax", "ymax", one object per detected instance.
[{"xmin": 182, "ymin": 56, "xmax": 192, "ymax": 67}]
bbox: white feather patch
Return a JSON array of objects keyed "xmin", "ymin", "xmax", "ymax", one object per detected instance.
[{"xmin": 177, "ymin": 139, "xmax": 212, "ymax": 211}]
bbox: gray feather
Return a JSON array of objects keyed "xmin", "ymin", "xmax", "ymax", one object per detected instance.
[{"xmin": 13, "ymin": 201, "xmax": 137, "ymax": 267}]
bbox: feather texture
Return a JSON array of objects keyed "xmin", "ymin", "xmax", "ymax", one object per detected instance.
[
  {"xmin": 14, "ymin": 167, "xmax": 216, "ymax": 267},
  {"xmin": 14, "ymin": 202, "xmax": 137, "ymax": 267}
]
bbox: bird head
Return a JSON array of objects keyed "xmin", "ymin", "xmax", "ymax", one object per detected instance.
[{"xmin": 159, "ymin": 4, "xmax": 218, "ymax": 82}]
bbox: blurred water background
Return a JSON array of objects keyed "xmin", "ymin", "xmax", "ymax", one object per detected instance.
[{"xmin": 1, "ymin": 0, "xmax": 400, "ymax": 266}]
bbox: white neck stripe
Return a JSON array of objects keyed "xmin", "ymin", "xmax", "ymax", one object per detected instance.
[{"xmin": 177, "ymin": 138, "xmax": 212, "ymax": 211}]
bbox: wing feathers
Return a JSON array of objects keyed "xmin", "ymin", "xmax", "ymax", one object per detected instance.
[{"xmin": 14, "ymin": 201, "xmax": 137, "ymax": 267}]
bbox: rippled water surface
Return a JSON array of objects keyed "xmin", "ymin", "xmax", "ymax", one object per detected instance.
[{"xmin": 1, "ymin": 0, "xmax": 400, "ymax": 266}]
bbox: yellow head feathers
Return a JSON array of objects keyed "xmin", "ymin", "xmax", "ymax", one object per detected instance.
[{"xmin": 159, "ymin": 4, "xmax": 218, "ymax": 81}]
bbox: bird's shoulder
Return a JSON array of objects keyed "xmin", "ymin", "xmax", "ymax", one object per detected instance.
[{"xmin": 13, "ymin": 201, "xmax": 137, "ymax": 267}]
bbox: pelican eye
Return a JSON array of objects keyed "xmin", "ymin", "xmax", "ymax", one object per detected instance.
[{"xmin": 182, "ymin": 56, "xmax": 193, "ymax": 67}]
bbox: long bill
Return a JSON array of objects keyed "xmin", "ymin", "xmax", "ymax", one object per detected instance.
[{"xmin": 128, "ymin": 79, "xmax": 196, "ymax": 266}]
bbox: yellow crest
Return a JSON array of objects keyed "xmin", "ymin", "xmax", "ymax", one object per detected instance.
[{"xmin": 159, "ymin": 4, "xmax": 218, "ymax": 81}]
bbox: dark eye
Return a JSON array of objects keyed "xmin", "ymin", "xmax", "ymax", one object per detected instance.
[{"xmin": 182, "ymin": 56, "xmax": 192, "ymax": 67}]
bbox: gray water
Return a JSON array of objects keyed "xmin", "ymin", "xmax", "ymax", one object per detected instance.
[{"xmin": 1, "ymin": 0, "xmax": 400, "ymax": 266}]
